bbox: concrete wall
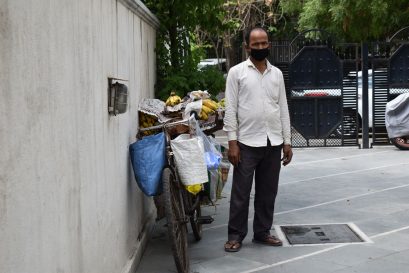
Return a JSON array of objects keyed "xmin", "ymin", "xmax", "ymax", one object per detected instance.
[{"xmin": 0, "ymin": 1, "xmax": 159, "ymax": 272}]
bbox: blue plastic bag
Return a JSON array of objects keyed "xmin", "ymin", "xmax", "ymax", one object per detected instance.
[
  {"xmin": 204, "ymin": 151, "xmax": 221, "ymax": 170},
  {"xmin": 129, "ymin": 132, "xmax": 166, "ymax": 196}
]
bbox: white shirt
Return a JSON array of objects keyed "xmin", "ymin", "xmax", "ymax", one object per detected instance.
[{"xmin": 223, "ymin": 58, "xmax": 291, "ymax": 147}]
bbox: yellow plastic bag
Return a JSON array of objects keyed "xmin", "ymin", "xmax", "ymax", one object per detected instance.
[{"xmin": 185, "ymin": 184, "xmax": 203, "ymax": 195}]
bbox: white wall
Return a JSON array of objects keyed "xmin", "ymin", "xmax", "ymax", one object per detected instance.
[{"xmin": 0, "ymin": 1, "xmax": 158, "ymax": 272}]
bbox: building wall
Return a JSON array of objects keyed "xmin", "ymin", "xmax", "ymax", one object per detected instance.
[{"xmin": 0, "ymin": 1, "xmax": 158, "ymax": 272}]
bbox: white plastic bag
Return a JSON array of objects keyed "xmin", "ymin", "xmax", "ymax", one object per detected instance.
[
  {"xmin": 170, "ymin": 134, "xmax": 209, "ymax": 186},
  {"xmin": 183, "ymin": 99, "xmax": 202, "ymax": 119},
  {"xmin": 385, "ymin": 93, "xmax": 409, "ymax": 138}
]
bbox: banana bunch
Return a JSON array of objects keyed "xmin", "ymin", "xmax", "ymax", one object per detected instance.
[
  {"xmin": 218, "ymin": 98, "xmax": 225, "ymax": 109},
  {"xmin": 139, "ymin": 112, "xmax": 157, "ymax": 136},
  {"xmin": 165, "ymin": 91, "xmax": 182, "ymax": 107},
  {"xmin": 203, "ymin": 99, "xmax": 218, "ymax": 111},
  {"xmin": 199, "ymin": 99, "xmax": 218, "ymax": 120}
]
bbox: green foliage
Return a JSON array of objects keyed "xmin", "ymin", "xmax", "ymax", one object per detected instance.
[
  {"xmin": 281, "ymin": 0, "xmax": 409, "ymax": 42},
  {"xmin": 200, "ymin": 66, "xmax": 226, "ymax": 97},
  {"xmin": 279, "ymin": 0, "xmax": 304, "ymax": 15},
  {"xmin": 156, "ymin": 66, "xmax": 226, "ymax": 101},
  {"xmin": 142, "ymin": 0, "xmax": 226, "ymax": 100}
]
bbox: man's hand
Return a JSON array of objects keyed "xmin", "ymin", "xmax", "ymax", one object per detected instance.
[
  {"xmin": 282, "ymin": 144, "xmax": 293, "ymax": 166},
  {"xmin": 228, "ymin": 140, "xmax": 240, "ymax": 166}
]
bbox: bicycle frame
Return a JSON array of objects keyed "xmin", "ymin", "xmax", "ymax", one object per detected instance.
[
  {"xmin": 137, "ymin": 114, "xmax": 213, "ymax": 272},
  {"xmin": 163, "ymin": 128, "xmax": 190, "ymax": 224}
]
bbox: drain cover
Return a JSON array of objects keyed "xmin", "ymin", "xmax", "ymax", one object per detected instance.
[{"xmin": 280, "ymin": 224, "xmax": 365, "ymax": 245}]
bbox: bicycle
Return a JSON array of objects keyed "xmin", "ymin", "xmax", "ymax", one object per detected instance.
[{"xmin": 138, "ymin": 114, "xmax": 220, "ymax": 273}]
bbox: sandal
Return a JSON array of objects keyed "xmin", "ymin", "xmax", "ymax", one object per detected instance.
[{"xmin": 224, "ymin": 240, "xmax": 242, "ymax": 252}]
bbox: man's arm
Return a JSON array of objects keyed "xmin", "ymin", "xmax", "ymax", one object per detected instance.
[{"xmin": 223, "ymin": 68, "xmax": 240, "ymax": 166}]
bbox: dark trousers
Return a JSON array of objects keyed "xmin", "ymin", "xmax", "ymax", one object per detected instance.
[{"xmin": 228, "ymin": 140, "xmax": 282, "ymax": 242}]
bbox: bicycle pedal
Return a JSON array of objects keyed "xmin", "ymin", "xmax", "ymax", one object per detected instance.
[{"xmin": 197, "ymin": 215, "xmax": 214, "ymax": 225}]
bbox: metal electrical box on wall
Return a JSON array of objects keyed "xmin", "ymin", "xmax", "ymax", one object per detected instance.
[{"xmin": 108, "ymin": 78, "xmax": 128, "ymax": 115}]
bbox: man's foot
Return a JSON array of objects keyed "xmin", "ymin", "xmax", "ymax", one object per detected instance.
[
  {"xmin": 224, "ymin": 240, "xmax": 242, "ymax": 252},
  {"xmin": 252, "ymin": 235, "xmax": 282, "ymax": 246}
]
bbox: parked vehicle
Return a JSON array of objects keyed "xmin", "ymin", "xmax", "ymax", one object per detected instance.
[
  {"xmin": 197, "ymin": 58, "xmax": 226, "ymax": 71},
  {"xmin": 385, "ymin": 93, "xmax": 409, "ymax": 150},
  {"xmin": 292, "ymin": 70, "xmax": 373, "ymax": 128},
  {"xmin": 291, "ymin": 70, "xmax": 380, "ymax": 139},
  {"xmin": 198, "ymin": 58, "xmax": 227, "ymax": 78}
]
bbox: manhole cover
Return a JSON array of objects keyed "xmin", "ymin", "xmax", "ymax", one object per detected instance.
[{"xmin": 279, "ymin": 224, "xmax": 366, "ymax": 245}]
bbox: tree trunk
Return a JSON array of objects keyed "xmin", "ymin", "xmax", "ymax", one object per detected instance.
[
  {"xmin": 242, "ymin": 31, "xmax": 247, "ymax": 62},
  {"xmin": 168, "ymin": 4, "xmax": 179, "ymax": 70},
  {"xmin": 223, "ymin": 34, "xmax": 237, "ymax": 71}
]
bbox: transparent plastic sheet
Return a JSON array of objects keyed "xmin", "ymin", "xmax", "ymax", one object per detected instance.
[
  {"xmin": 138, "ymin": 98, "xmax": 172, "ymax": 123},
  {"xmin": 194, "ymin": 121, "xmax": 222, "ymax": 171},
  {"xmin": 206, "ymin": 136, "xmax": 223, "ymax": 200},
  {"xmin": 217, "ymin": 148, "xmax": 231, "ymax": 200}
]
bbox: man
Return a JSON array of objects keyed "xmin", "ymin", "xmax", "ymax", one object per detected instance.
[{"xmin": 223, "ymin": 26, "xmax": 293, "ymax": 252}]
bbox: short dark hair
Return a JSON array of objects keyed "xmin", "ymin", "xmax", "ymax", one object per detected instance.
[{"xmin": 245, "ymin": 26, "xmax": 269, "ymax": 45}]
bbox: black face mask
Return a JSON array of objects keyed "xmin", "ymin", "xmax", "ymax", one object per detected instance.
[{"xmin": 250, "ymin": 47, "xmax": 269, "ymax": 61}]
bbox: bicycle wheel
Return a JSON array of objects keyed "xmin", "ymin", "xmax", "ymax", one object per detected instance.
[
  {"xmin": 162, "ymin": 167, "xmax": 189, "ymax": 273},
  {"xmin": 188, "ymin": 193, "xmax": 202, "ymax": 241}
]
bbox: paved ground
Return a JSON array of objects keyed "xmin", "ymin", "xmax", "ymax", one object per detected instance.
[{"xmin": 135, "ymin": 144, "xmax": 409, "ymax": 273}]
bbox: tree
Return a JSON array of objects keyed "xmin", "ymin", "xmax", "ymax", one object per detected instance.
[
  {"xmin": 281, "ymin": 0, "xmax": 409, "ymax": 42},
  {"xmin": 143, "ymin": 0, "xmax": 298, "ymax": 96},
  {"xmin": 142, "ymin": 0, "xmax": 226, "ymax": 99},
  {"xmin": 200, "ymin": 0, "xmax": 284, "ymax": 70}
]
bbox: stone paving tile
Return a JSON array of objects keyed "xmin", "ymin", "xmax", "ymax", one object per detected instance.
[
  {"xmin": 308, "ymin": 243, "xmax": 397, "ymax": 267},
  {"xmin": 190, "ymin": 255, "xmax": 267, "ymax": 273},
  {"xmin": 331, "ymin": 255, "xmax": 409, "ymax": 273},
  {"xmin": 189, "ymin": 243, "xmax": 229, "ymax": 265},
  {"xmin": 355, "ymin": 209, "xmax": 409, "ymax": 236},
  {"xmin": 375, "ymin": 249, "xmax": 409, "ymax": 265},
  {"xmin": 232, "ymin": 243, "xmax": 328, "ymax": 266},
  {"xmin": 371, "ymin": 230, "xmax": 409, "ymax": 252},
  {"xmin": 253, "ymin": 258, "xmax": 349, "ymax": 273}
]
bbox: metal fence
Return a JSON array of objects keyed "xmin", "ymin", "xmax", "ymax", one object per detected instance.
[{"xmin": 269, "ymin": 27, "xmax": 409, "ymax": 148}]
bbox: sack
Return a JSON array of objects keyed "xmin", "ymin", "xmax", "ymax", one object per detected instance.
[
  {"xmin": 129, "ymin": 132, "xmax": 166, "ymax": 196},
  {"xmin": 170, "ymin": 134, "xmax": 208, "ymax": 185}
]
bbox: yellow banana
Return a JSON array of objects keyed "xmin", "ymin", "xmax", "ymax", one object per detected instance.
[
  {"xmin": 199, "ymin": 109, "xmax": 208, "ymax": 120},
  {"xmin": 165, "ymin": 91, "xmax": 182, "ymax": 106},
  {"xmin": 211, "ymin": 100, "xmax": 219, "ymax": 109},
  {"xmin": 202, "ymin": 105, "xmax": 214, "ymax": 115},
  {"xmin": 203, "ymin": 99, "xmax": 218, "ymax": 111},
  {"xmin": 219, "ymin": 98, "xmax": 226, "ymax": 108}
]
